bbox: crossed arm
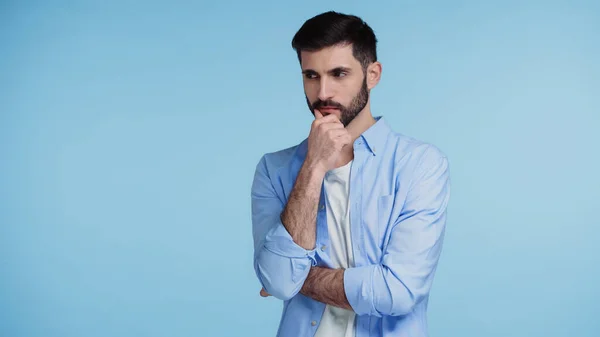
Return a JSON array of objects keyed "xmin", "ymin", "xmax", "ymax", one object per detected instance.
[
  {"xmin": 261, "ymin": 266, "xmax": 351, "ymax": 310},
  {"xmin": 251, "ymin": 146, "xmax": 450, "ymax": 315}
]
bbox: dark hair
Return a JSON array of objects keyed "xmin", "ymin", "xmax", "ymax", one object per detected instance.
[{"xmin": 291, "ymin": 11, "xmax": 378, "ymax": 71}]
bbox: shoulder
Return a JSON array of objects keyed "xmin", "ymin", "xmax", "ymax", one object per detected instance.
[
  {"xmin": 386, "ymin": 125, "xmax": 447, "ymax": 159},
  {"xmin": 384, "ymin": 127, "xmax": 449, "ymax": 182},
  {"xmin": 253, "ymin": 138, "xmax": 307, "ymax": 176}
]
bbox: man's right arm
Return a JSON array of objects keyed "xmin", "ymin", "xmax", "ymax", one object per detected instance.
[
  {"xmin": 251, "ymin": 155, "xmax": 325, "ymax": 301},
  {"xmin": 251, "ymin": 111, "xmax": 349, "ymax": 300},
  {"xmin": 278, "ymin": 110, "xmax": 349, "ymax": 251},
  {"xmin": 280, "ymin": 160, "xmax": 326, "ymax": 250}
]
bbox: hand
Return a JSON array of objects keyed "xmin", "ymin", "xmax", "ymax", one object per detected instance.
[
  {"xmin": 305, "ymin": 110, "xmax": 352, "ymax": 173},
  {"xmin": 260, "ymin": 288, "xmax": 271, "ymax": 297}
]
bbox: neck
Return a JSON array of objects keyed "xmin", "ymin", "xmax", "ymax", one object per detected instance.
[
  {"xmin": 336, "ymin": 107, "xmax": 376, "ymax": 167},
  {"xmin": 346, "ymin": 108, "xmax": 376, "ymax": 141}
]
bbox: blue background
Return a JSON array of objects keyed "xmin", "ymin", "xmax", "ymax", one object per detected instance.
[{"xmin": 1, "ymin": 1, "xmax": 599, "ymax": 336}]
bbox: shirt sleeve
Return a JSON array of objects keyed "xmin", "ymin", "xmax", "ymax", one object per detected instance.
[
  {"xmin": 251, "ymin": 155, "xmax": 317, "ymax": 301},
  {"xmin": 343, "ymin": 145, "xmax": 451, "ymax": 316}
]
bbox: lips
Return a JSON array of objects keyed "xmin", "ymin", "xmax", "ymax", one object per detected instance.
[{"xmin": 319, "ymin": 106, "xmax": 339, "ymax": 111}]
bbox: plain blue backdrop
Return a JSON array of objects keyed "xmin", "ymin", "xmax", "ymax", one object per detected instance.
[{"xmin": 1, "ymin": 1, "xmax": 599, "ymax": 336}]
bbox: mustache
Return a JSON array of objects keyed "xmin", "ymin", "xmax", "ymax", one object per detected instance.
[{"xmin": 312, "ymin": 99, "xmax": 344, "ymax": 110}]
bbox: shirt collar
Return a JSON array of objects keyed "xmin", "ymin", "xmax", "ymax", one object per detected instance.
[{"xmin": 358, "ymin": 116, "xmax": 390, "ymax": 156}]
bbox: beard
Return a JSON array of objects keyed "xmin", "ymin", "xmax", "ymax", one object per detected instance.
[{"xmin": 306, "ymin": 76, "xmax": 369, "ymax": 127}]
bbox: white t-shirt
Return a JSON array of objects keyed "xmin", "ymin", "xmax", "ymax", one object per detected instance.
[{"xmin": 314, "ymin": 160, "xmax": 356, "ymax": 337}]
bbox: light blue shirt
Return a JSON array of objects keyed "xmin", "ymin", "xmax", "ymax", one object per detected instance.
[{"xmin": 251, "ymin": 116, "xmax": 450, "ymax": 337}]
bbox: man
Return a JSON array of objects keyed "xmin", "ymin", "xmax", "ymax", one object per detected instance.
[{"xmin": 250, "ymin": 11, "xmax": 450, "ymax": 337}]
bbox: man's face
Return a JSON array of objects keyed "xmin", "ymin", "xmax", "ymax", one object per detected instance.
[{"xmin": 300, "ymin": 44, "xmax": 369, "ymax": 127}]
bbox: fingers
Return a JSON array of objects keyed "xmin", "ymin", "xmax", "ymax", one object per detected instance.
[
  {"xmin": 313, "ymin": 117, "xmax": 343, "ymax": 133},
  {"xmin": 327, "ymin": 128, "xmax": 349, "ymax": 138},
  {"xmin": 329, "ymin": 128, "xmax": 352, "ymax": 145},
  {"xmin": 313, "ymin": 109, "xmax": 341, "ymax": 126},
  {"xmin": 311, "ymin": 109, "xmax": 350, "ymax": 147},
  {"xmin": 339, "ymin": 133, "xmax": 353, "ymax": 146},
  {"xmin": 314, "ymin": 109, "xmax": 338, "ymax": 122},
  {"xmin": 260, "ymin": 288, "xmax": 271, "ymax": 297},
  {"xmin": 317, "ymin": 121, "xmax": 345, "ymax": 134},
  {"xmin": 327, "ymin": 129, "xmax": 352, "ymax": 149}
]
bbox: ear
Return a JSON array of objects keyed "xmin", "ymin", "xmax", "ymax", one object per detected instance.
[{"xmin": 366, "ymin": 61, "xmax": 382, "ymax": 90}]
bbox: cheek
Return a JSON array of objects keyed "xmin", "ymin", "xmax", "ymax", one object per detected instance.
[
  {"xmin": 342, "ymin": 79, "xmax": 362, "ymax": 100},
  {"xmin": 303, "ymin": 82, "xmax": 318, "ymax": 99},
  {"xmin": 338, "ymin": 88, "xmax": 355, "ymax": 104}
]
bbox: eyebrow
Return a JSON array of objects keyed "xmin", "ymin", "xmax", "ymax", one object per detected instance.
[{"xmin": 302, "ymin": 66, "xmax": 353, "ymax": 75}]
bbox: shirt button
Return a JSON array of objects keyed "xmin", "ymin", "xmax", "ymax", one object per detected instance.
[
  {"xmin": 321, "ymin": 245, "xmax": 326, "ymax": 251},
  {"xmin": 311, "ymin": 320, "xmax": 317, "ymax": 326}
]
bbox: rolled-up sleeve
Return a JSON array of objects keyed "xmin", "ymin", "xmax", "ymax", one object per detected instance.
[
  {"xmin": 251, "ymin": 155, "xmax": 317, "ymax": 301},
  {"xmin": 344, "ymin": 146, "xmax": 450, "ymax": 316}
]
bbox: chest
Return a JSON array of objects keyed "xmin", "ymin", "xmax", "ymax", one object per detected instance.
[{"xmin": 275, "ymin": 153, "xmax": 409, "ymax": 266}]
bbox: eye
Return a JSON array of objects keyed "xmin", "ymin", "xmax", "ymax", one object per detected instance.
[
  {"xmin": 333, "ymin": 70, "xmax": 348, "ymax": 78},
  {"xmin": 304, "ymin": 72, "xmax": 318, "ymax": 80}
]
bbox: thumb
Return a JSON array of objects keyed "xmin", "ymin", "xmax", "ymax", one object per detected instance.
[{"xmin": 314, "ymin": 109, "xmax": 323, "ymax": 119}]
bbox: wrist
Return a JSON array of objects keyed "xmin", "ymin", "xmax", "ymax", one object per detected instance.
[{"xmin": 302, "ymin": 159, "xmax": 327, "ymax": 180}]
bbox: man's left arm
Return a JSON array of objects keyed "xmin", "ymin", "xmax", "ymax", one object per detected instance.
[
  {"xmin": 296, "ymin": 146, "xmax": 450, "ymax": 316},
  {"xmin": 300, "ymin": 266, "xmax": 352, "ymax": 310},
  {"xmin": 260, "ymin": 257, "xmax": 352, "ymax": 310}
]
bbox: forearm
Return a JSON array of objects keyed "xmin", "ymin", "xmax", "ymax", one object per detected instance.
[
  {"xmin": 300, "ymin": 266, "xmax": 352, "ymax": 310},
  {"xmin": 280, "ymin": 161, "xmax": 325, "ymax": 250}
]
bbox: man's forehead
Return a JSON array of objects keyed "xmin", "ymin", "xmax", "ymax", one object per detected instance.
[{"xmin": 300, "ymin": 45, "xmax": 359, "ymax": 70}]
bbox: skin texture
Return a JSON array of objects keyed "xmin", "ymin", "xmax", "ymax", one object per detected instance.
[{"xmin": 260, "ymin": 43, "xmax": 382, "ymax": 311}]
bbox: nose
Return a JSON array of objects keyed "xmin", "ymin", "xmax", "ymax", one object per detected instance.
[{"xmin": 317, "ymin": 77, "xmax": 334, "ymax": 102}]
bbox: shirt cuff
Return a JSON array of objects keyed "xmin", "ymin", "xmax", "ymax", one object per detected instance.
[
  {"xmin": 344, "ymin": 265, "xmax": 375, "ymax": 316},
  {"xmin": 263, "ymin": 222, "xmax": 318, "ymax": 265}
]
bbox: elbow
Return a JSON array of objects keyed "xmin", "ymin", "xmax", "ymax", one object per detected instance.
[
  {"xmin": 372, "ymin": 261, "xmax": 435, "ymax": 316},
  {"xmin": 262, "ymin": 279, "xmax": 302, "ymax": 301},
  {"xmin": 256, "ymin": 263, "xmax": 305, "ymax": 301},
  {"xmin": 254, "ymin": 247, "xmax": 311, "ymax": 301},
  {"xmin": 375, "ymin": 278, "xmax": 428, "ymax": 317},
  {"xmin": 387, "ymin": 296, "xmax": 419, "ymax": 316},
  {"xmin": 345, "ymin": 264, "xmax": 431, "ymax": 317},
  {"xmin": 375, "ymin": 291, "xmax": 422, "ymax": 317}
]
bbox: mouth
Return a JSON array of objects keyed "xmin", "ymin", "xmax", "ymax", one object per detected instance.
[{"xmin": 318, "ymin": 106, "xmax": 340, "ymax": 112}]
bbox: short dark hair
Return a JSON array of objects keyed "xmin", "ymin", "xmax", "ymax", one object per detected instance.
[{"xmin": 291, "ymin": 11, "xmax": 378, "ymax": 71}]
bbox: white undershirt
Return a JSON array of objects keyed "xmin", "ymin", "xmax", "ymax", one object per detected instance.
[{"xmin": 314, "ymin": 160, "xmax": 356, "ymax": 337}]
